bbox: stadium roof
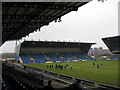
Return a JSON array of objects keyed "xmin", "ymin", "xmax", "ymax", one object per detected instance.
[
  {"xmin": 102, "ymin": 35, "xmax": 120, "ymax": 39},
  {"xmin": 102, "ymin": 36, "xmax": 120, "ymax": 54},
  {"xmin": 20, "ymin": 41, "xmax": 95, "ymax": 48},
  {"xmin": 2, "ymin": 1, "xmax": 91, "ymax": 44}
]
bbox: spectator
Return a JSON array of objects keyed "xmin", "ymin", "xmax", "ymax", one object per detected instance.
[
  {"xmin": 50, "ymin": 65, "xmax": 51, "ymax": 68},
  {"xmin": 70, "ymin": 66, "xmax": 72, "ymax": 70},
  {"xmin": 64, "ymin": 65, "xmax": 66, "ymax": 69},
  {"xmin": 68, "ymin": 80, "xmax": 82, "ymax": 90},
  {"xmin": 47, "ymin": 65, "xmax": 49, "ymax": 68},
  {"xmin": 55, "ymin": 64, "xmax": 57, "ymax": 68},
  {"xmin": 44, "ymin": 80, "xmax": 54, "ymax": 90},
  {"xmin": 93, "ymin": 63, "xmax": 95, "ymax": 66},
  {"xmin": 23, "ymin": 65, "xmax": 26, "ymax": 69},
  {"xmin": 66, "ymin": 63, "xmax": 68, "ymax": 66},
  {"xmin": 97, "ymin": 64, "xmax": 99, "ymax": 68},
  {"xmin": 18, "ymin": 60, "xmax": 20, "ymax": 63}
]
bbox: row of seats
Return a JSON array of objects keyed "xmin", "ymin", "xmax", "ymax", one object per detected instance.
[
  {"xmin": 109, "ymin": 54, "xmax": 120, "ymax": 60},
  {"xmin": 2, "ymin": 63, "xmax": 43, "ymax": 90},
  {"xmin": 20, "ymin": 53, "xmax": 94, "ymax": 64}
]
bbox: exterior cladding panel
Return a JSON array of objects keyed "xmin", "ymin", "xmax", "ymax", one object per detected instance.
[
  {"xmin": 102, "ymin": 36, "xmax": 120, "ymax": 54},
  {"xmin": 19, "ymin": 41, "xmax": 94, "ymax": 54}
]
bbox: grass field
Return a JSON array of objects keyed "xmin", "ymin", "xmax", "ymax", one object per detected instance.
[{"xmin": 26, "ymin": 59, "xmax": 119, "ymax": 86}]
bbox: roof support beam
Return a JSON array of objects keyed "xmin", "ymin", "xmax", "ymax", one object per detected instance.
[
  {"xmin": 2, "ymin": 2, "xmax": 78, "ymax": 11},
  {"xmin": 3, "ymin": 15, "xmax": 51, "ymax": 19},
  {"xmin": 3, "ymin": 22, "xmax": 43, "ymax": 27},
  {"xmin": 2, "ymin": 2, "xmax": 89, "ymax": 43},
  {"xmin": 2, "ymin": 3, "xmax": 43, "ymax": 8}
]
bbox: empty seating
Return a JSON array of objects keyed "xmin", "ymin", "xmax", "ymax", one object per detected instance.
[
  {"xmin": 20, "ymin": 54, "xmax": 33, "ymax": 64},
  {"xmin": 20, "ymin": 53, "xmax": 94, "ymax": 64},
  {"xmin": 109, "ymin": 54, "xmax": 120, "ymax": 60},
  {"xmin": 29, "ymin": 53, "xmax": 46, "ymax": 63}
]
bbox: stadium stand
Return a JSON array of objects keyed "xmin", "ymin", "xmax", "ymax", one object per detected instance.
[
  {"xmin": 20, "ymin": 54, "xmax": 33, "ymax": 64},
  {"xmin": 44, "ymin": 53, "xmax": 61, "ymax": 62},
  {"xmin": 108, "ymin": 54, "xmax": 120, "ymax": 60},
  {"xmin": 29, "ymin": 53, "xmax": 46, "ymax": 63},
  {"xmin": 102, "ymin": 36, "xmax": 120, "ymax": 60},
  {"xmin": 20, "ymin": 53, "xmax": 95, "ymax": 64},
  {"xmin": 17, "ymin": 41, "xmax": 95, "ymax": 64},
  {"xmin": 2, "ymin": 1, "xmax": 113, "ymax": 90},
  {"xmin": 2, "ymin": 63, "xmax": 120, "ymax": 90},
  {"xmin": 102, "ymin": 36, "xmax": 120, "ymax": 54}
]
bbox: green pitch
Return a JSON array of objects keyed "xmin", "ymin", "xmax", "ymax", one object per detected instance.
[{"xmin": 26, "ymin": 60, "xmax": 119, "ymax": 86}]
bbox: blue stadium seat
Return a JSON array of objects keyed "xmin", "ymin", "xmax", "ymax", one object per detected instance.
[
  {"xmin": 20, "ymin": 53, "xmax": 94, "ymax": 64},
  {"xmin": 109, "ymin": 54, "xmax": 120, "ymax": 60},
  {"xmin": 29, "ymin": 53, "xmax": 46, "ymax": 63},
  {"xmin": 20, "ymin": 54, "xmax": 33, "ymax": 63}
]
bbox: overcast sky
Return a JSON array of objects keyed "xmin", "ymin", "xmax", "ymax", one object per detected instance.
[{"xmin": 0, "ymin": 0, "xmax": 119, "ymax": 53}]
